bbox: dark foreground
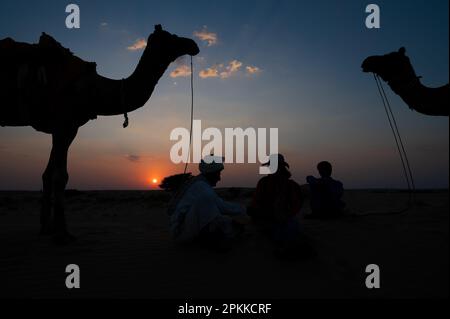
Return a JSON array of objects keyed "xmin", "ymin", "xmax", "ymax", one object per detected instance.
[{"xmin": 0, "ymin": 189, "xmax": 448, "ymax": 298}]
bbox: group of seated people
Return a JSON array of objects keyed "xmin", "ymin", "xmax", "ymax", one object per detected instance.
[{"xmin": 167, "ymin": 154, "xmax": 345, "ymax": 256}]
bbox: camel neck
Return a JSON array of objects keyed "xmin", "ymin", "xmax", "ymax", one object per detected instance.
[
  {"xmin": 388, "ymin": 75, "xmax": 421, "ymax": 95},
  {"xmin": 122, "ymin": 46, "xmax": 172, "ymax": 113},
  {"xmin": 125, "ymin": 47, "xmax": 172, "ymax": 110},
  {"xmin": 389, "ymin": 78, "xmax": 449, "ymax": 116},
  {"xmin": 94, "ymin": 44, "xmax": 173, "ymax": 117},
  {"xmin": 389, "ymin": 77, "xmax": 423, "ymax": 107}
]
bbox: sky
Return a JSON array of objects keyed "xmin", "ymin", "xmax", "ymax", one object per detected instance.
[{"xmin": 0, "ymin": 0, "xmax": 448, "ymax": 190}]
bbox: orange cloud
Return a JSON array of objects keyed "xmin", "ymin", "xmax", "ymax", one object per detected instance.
[
  {"xmin": 199, "ymin": 65, "xmax": 220, "ymax": 79},
  {"xmin": 193, "ymin": 27, "xmax": 218, "ymax": 47},
  {"xmin": 199, "ymin": 60, "xmax": 244, "ymax": 79},
  {"xmin": 199, "ymin": 61, "xmax": 261, "ymax": 80},
  {"xmin": 127, "ymin": 38, "xmax": 147, "ymax": 51},
  {"xmin": 246, "ymin": 65, "xmax": 261, "ymax": 75},
  {"xmin": 220, "ymin": 60, "xmax": 243, "ymax": 78},
  {"xmin": 170, "ymin": 65, "xmax": 192, "ymax": 78}
]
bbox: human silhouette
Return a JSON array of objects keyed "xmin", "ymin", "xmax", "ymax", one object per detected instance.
[
  {"xmin": 167, "ymin": 155, "xmax": 249, "ymax": 252},
  {"xmin": 306, "ymin": 161, "xmax": 345, "ymax": 219},
  {"xmin": 250, "ymin": 154, "xmax": 308, "ymax": 259}
]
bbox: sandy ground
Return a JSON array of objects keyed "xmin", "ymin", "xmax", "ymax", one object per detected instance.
[{"xmin": 0, "ymin": 189, "xmax": 448, "ymax": 299}]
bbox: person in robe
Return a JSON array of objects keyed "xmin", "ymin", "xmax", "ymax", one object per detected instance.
[{"xmin": 167, "ymin": 155, "xmax": 249, "ymax": 251}]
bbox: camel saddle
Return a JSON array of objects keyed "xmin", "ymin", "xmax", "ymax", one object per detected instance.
[
  {"xmin": 0, "ymin": 33, "xmax": 96, "ymax": 92},
  {"xmin": 0, "ymin": 33, "xmax": 98, "ymax": 128}
]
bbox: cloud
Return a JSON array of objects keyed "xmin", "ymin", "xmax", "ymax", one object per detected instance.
[
  {"xmin": 199, "ymin": 65, "xmax": 221, "ymax": 79},
  {"xmin": 245, "ymin": 65, "xmax": 261, "ymax": 75},
  {"xmin": 193, "ymin": 27, "xmax": 218, "ymax": 47},
  {"xmin": 127, "ymin": 38, "xmax": 147, "ymax": 51},
  {"xmin": 170, "ymin": 65, "xmax": 191, "ymax": 78},
  {"xmin": 99, "ymin": 22, "xmax": 110, "ymax": 32},
  {"xmin": 198, "ymin": 59, "xmax": 261, "ymax": 79},
  {"xmin": 126, "ymin": 155, "xmax": 141, "ymax": 163},
  {"xmin": 220, "ymin": 60, "xmax": 243, "ymax": 78},
  {"xmin": 199, "ymin": 60, "xmax": 246, "ymax": 79}
]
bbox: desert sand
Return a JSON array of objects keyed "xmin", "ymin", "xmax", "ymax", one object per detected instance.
[{"xmin": 0, "ymin": 189, "xmax": 448, "ymax": 298}]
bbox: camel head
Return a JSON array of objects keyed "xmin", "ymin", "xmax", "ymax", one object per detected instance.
[
  {"xmin": 362, "ymin": 47, "xmax": 417, "ymax": 83},
  {"xmin": 147, "ymin": 24, "xmax": 200, "ymax": 61}
]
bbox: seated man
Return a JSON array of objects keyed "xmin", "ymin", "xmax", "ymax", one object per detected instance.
[
  {"xmin": 306, "ymin": 161, "xmax": 345, "ymax": 219},
  {"xmin": 250, "ymin": 154, "xmax": 307, "ymax": 258},
  {"xmin": 167, "ymin": 155, "xmax": 248, "ymax": 250}
]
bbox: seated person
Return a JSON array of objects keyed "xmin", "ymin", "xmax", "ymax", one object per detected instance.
[
  {"xmin": 250, "ymin": 154, "xmax": 308, "ymax": 258},
  {"xmin": 167, "ymin": 155, "xmax": 248, "ymax": 251},
  {"xmin": 306, "ymin": 161, "xmax": 345, "ymax": 219}
]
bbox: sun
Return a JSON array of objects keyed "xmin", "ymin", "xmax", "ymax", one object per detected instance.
[{"xmin": 151, "ymin": 178, "xmax": 158, "ymax": 185}]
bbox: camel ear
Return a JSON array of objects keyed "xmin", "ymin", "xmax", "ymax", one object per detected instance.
[
  {"xmin": 399, "ymin": 47, "xmax": 406, "ymax": 55},
  {"xmin": 154, "ymin": 24, "xmax": 163, "ymax": 32}
]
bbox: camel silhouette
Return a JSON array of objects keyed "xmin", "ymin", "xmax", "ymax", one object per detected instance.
[
  {"xmin": 0, "ymin": 25, "xmax": 199, "ymax": 243},
  {"xmin": 362, "ymin": 47, "xmax": 449, "ymax": 116}
]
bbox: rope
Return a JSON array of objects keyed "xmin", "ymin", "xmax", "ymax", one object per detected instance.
[
  {"xmin": 183, "ymin": 56, "xmax": 194, "ymax": 174},
  {"xmin": 356, "ymin": 74, "xmax": 416, "ymax": 216},
  {"xmin": 374, "ymin": 74, "xmax": 413, "ymax": 192},
  {"xmin": 377, "ymin": 75, "xmax": 416, "ymax": 192}
]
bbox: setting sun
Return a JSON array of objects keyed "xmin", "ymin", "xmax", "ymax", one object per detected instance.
[{"xmin": 152, "ymin": 178, "xmax": 158, "ymax": 184}]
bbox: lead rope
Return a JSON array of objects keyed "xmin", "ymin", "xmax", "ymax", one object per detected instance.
[
  {"xmin": 375, "ymin": 74, "xmax": 416, "ymax": 191},
  {"xmin": 357, "ymin": 74, "xmax": 416, "ymax": 216},
  {"xmin": 183, "ymin": 56, "xmax": 194, "ymax": 174},
  {"xmin": 374, "ymin": 74, "xmax": 414, "ymax": 192}
]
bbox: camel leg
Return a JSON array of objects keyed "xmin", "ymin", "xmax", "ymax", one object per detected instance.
[
  {"xmin": 40, "ymin": 153, "xmax": 55, "ymax": 235},
  {"xmin": 49, "ymin": 128, "xmax": 78, "ymax": 244}
]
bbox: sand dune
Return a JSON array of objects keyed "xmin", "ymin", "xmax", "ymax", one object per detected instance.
[{"xmin": 0, "ymin": 189, "xmax": 448, "ymax": 298}]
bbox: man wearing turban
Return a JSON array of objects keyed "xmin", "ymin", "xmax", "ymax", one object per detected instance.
[{"xmin": 168, "ymin": 155, "xmax": 248, "ymax": 250}]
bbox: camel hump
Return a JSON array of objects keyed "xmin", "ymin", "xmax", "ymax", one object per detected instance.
[
  {"xmin": 0, "ymin": 37, "xmax": 34, "ymax": 54},
  {"xmin": 0, "ymin": 37, "xmax": 16, "ymax": 48},
  {"xmin": 38, "ymin": 32, "xmax": 73, "ymax": 54},
  {"xmin": 37, "ymin": 32, "xmax": 97, "ymax": 72},
  {"xmin": 2, "ymin": 33, "xmax": 97, "ymax": 93},
  {"xmin": 0, "ymin": 34, "xmax": 97, "ymax": 126},
  {"xmin": 1, "ymin": 33, "xmax": 96, "ymax": 75}
]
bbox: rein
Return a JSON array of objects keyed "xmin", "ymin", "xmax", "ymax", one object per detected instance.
[
  {"xmin": 357, "ymin": 73, "xmax": 417, "ymax": 216},
  {"xmin": 183, "ymin": 55, "xmax": 194, "ymax": 174},
  {"xmin": 119, "ymin": 57, "xmax": 194, "ymax": 173}
]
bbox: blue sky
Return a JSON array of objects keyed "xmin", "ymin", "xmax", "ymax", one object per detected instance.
[{"xmin": 0, "ymin": 0, "xmax": 448, "ymax": 189}]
